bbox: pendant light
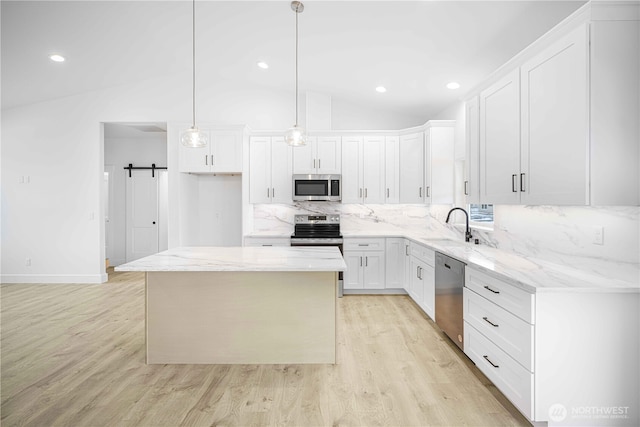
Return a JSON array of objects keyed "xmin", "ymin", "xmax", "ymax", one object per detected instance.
[
  {"xmin": 181, "ymin": 0, "xmax": 209, "ymax": 148},
  {"xmin": 284, "ymin": 1, "xmax": 306, "ymax": 147}
]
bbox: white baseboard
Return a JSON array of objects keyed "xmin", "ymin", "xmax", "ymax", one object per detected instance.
[
  {"xmin": 1, "ymin": 273, "xmax": 108, "ymax": 284},
  {"xmin": 343, "ymin": 288, "xmax": 408, "ymax": 295}
]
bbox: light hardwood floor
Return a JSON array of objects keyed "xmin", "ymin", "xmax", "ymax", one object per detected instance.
[{"xmin": 1, "ymin": 269, "xmax": 530, "ymax": 426}]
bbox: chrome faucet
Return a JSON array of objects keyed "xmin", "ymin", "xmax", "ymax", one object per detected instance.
[{"xmin": 446, "ymin": 207, "xmax": 473, "ymax": 242}]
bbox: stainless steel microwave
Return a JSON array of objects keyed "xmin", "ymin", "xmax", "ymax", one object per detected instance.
[{"xmin": 292, "ymin": 174, "xmax": 341, "ymax": 202}]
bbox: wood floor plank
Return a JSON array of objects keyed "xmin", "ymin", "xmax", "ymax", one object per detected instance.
[{"xmin": 1, "ymin": 270, "xmax": 531, "ymax": 426}]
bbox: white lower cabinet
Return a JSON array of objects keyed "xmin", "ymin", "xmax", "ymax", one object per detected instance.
[
  {"xmin": 408, "ymin": 241, "xmax": 435, "ymax": 319},
  {"xmin": 343, "ymin": 238, "xmax": 385, "ymax": 290},
  {"xmin": 464, "ymin": 266, "xmax": 640, "ymax": 425},
  {"xmin": 464, "ymin": 324, "xmax": 534, "ymax": 418},
  {"xmin": 243, "ymin": 236, "xmax": 291, "ymax": 247},
  {"xmin": 384, "ymin": 238, "xmax": 405, "ymax": 289},
  {"xmin": 464, "ymin": 267, "xmax": 535, "ymax": 420}
]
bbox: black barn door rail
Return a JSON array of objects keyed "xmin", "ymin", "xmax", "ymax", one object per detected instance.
[{"xmin": 124, "ymin": 163, "xmax": 167, "ymax": 178}]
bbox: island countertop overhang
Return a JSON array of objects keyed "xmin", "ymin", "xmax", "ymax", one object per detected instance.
[{"xmin": 115, "ymin": 246, "xmax": 347, "ymax": 272}]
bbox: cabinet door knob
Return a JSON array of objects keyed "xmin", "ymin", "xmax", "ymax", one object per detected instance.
[
  {"xmin": 512, "ymin": 174, "xmax": 517, "ymax": 192},
  {"xmin": 464, "ymin": 181, "xmax": 469, "ymax": 196},
  {"xmin": 520, "ymin": 173, "xmax": 525, "ymax": 192},
  {"xmin": 387, "ymin": 188, "xmax": 390, "ymax": 198},
  {"xmin": 205, "ymin": 155, "xmax": 208, "ymax": 166}
]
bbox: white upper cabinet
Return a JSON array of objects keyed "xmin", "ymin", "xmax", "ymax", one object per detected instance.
[
  {"xmin": 362, "ymin": 136, "xmax": 385, "ymax": 204},
  {"xmin": 341, "ymin": 137, "xmax": 362, "ymax": 203},
  {"xmin": 341, "ymin": 136, "xmax": 385, "ymax": 204},
  {"xmin": 424, "ymin": 122, "xmax": 455, "ymax": 205},
  {"xmin": 293, "ymin": 136, "xmax": 341, "ymax": 175},
  {"xmin": 399, "ymin": 132, "xmax": 424, "ymax": 203},
  {"xmin": 589, "ymin": 18, "xmax": 639, "ymax": 206},
  {"xmin": 479, "ymin": 69, "xmax": 521, "ymax": 205},
  {"xmin": 179, "ymin": 127, "xmax": 243, "ymax": 173},
  {"xmin": 249, "ymin": 136, "xmax": 292, "ymax": 204},
  {"xmin": 520, "ymin": 25, "xmax": 588, "ymax": 205},
  {"xmin": 472, "ymin": 2, "xmax": 639, "ymax": 206},
  {"xmin": 385, "ymin": 136, "xmax": 400, "ymax": 203},
  {"xmin": 465, "ymin": 96, "xmax": 480, "ymax": 205}
]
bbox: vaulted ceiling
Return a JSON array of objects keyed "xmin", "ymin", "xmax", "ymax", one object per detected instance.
[{"xmin": 1, "ymin": 0, "xmax": 586, "ymax": 118}]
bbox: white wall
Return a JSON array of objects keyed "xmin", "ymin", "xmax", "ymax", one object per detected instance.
[
  {"xmin": 1, "ymin": 70, "xmax": 421, "ymax": 282},
  {"xmin": 104, "ymin": 134, "xmax": 167, "ymax": 266}
]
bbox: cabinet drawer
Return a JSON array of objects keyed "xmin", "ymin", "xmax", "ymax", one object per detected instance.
[
  {"xmin": 464, "ymin": 323, "xmax": 533, "ymax": 420},
  {"xmin": 343, "ymin": 238, "xmax": 385, "ymax": 251},
  {"xmin": 409, "ymin": 242, "xmax": 435, "ymax": 266},
  {"xmin": 464, "ymin": 288, "xmax": 533, "ymax": 370},
  {"xmin": 244, "ymin": 237, "xmax": 291, "ymax": 247},
  {"xmin": 465, "ymin": 268, "xmax": 535, "ymax": 323}
]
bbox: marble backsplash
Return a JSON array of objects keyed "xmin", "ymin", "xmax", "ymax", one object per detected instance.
[{"xmin": 252, "ymin": 203, "xmax": 639, "ymax": 283}]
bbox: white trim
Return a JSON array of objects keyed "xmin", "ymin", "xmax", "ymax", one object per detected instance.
[{"xmin": 1, "ymin": 274, "xmax": 108, "ymax": 284}]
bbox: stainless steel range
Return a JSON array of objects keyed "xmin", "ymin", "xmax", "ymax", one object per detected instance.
[{"xmin": 290, "ymin": 214, "xmax": 344, "ymax": 297}]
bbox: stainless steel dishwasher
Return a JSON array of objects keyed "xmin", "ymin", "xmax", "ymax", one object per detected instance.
[{"xmin": 435, "ymin": 252, "xmax": 465, "ymax": 350}]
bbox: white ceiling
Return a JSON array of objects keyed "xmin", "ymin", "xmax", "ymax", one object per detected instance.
[{"xmin": 1, "ymin": 0, "xmax": 587, "ymax": 119}]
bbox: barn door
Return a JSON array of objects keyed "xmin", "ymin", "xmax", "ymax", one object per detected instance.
[{"xmin": 126, "ymin": 170, "xmax": 159, "ymax": 262}]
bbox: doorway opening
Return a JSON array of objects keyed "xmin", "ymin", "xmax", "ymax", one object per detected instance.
[{"xmin": 103, "ymin": 122, "xmax": 168, "ymax": 268}]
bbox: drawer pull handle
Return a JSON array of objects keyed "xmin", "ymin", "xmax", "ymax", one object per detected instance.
[
  {"xmin": 482, "ymin": 316, "xmax": 499, "ymax": 327},
  {"xmin": 444, "ymin": 263, "xmax": 451, "ymax": 269},
  {"xmin": 483, "ymin": 355, "xmax": 499, "ymax": 368},
  {"xmin": 358, "ymin": 244, "xmax": 369, "ymax": 247},
  {"xmin": 484, "ymin": 285, "xmax": 500, "ymax": 294}
]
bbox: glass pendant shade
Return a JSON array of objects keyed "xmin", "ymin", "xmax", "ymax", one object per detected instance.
[
  {"xmin": 181, "ymin": 126, "xmax": 209, "ymax": 148},
  {"xmin": 285, "ymin": 125, "xmax": 306, "ymax": 147}
]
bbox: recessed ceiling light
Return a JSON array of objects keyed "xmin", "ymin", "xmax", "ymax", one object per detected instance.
[
  {"xmin": 257, "ymin": 61, "xmax": 269, "ymax": 69},
  {"xmin": 446, "ymin": 82, "xmax": 461, "ymax": 90},
  {"xmin": 49, "ymin": 54, "xmax": 65, "ymax": 63},
  {"xmin": 375, "ymin": 86, "xmax": 387, "ymax": 93}
]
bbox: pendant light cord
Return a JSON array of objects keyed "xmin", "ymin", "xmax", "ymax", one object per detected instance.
[
  {"xmin": 192, "ymin": 0, "xmax": 196, "ymax": 129},
  {"xmin": 294, "ymin": 5, "xmax": 299, "ymax": 127}
]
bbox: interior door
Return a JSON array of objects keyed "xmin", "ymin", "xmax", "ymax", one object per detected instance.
[{"xmin": 126, "ymin": 170, "xmax": 159, "ymax": 262}]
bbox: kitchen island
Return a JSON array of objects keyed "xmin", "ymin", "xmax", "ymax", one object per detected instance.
[{"xmin": 116, "ymin": 246, "xmax": 346, "ymax": 364}]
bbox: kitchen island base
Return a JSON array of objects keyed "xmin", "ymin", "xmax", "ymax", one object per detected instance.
[{"xmin": 146, "ymin": 271, "xmax": 337, "ymax": 364}]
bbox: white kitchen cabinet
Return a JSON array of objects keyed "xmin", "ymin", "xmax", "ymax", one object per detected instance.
[
  {"xmin": 399, "ymin": 132, "xmax": 424, "ymax": 203},
  {"xmin": 424, "ymin": 122, "xmax": 455, "ymax": 205},
  {"xmin": 385, "ymin": 238, "xmax": 405, "ymax": 289},
  {"xmin": 479, "ymin": 69, "xmax": 521, "ymax": 205},
  {"xmin": 243, "ymin": 236, "xmax": 291, "ymax": 247},
  {"xmin": 464, "ymin": 265, "xmax": 639, "ymax": 425},
  {"xmin": 408, "ymin": 241, "xmax": 435, "ymax": 319},
  {"xmin": 403, "ymin": 239, "xmax": 411, "ymax": 292},
  {"xmin": 464, "ymin": 96, "xmax": 480, "ymax": 204},
  {"xmin": 343, "ymin": 238, "xmax": 385, "ymax": 290},
  {"xmin": 520, "ymin": 25, "xmax": 588, "ymax": 205},
  {"xmin": 384, "ymin": 136, "xmax": 400, "ymax": 203},
  {"xmin": 179, "ymin": 128, "xmax": 243, "ymax": 173},
  {"xmin": 292, "ymin": 136, "xmax": 341, "ymax": 175},
  {"xmin": 341, "ymin": 136, "xmax": 385, "ymax": 204},
  {"xmin": 474, "ymin": 2, "xmax": 639, "ymax": 206},
  {"xmin": 249, "ymin": 136, "xmax": 292, "ymax": 204},
  {"xmin": 590, "ymin": 18, "xmax": 639, "ymax": 205}
]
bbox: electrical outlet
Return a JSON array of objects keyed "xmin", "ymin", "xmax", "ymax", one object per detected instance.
[
  {"xmin": 593, "ymin": 226, "xmax": 604, "ymax": 245},
  {"xmin": 25, "ymin": 258, "xmax": 31, "ymax": 267}
]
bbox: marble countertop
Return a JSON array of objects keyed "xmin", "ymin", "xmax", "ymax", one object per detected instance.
[
  {"xmin": 115, "ymin": 246, "xmax": 347, "ymax": 272},
  {"xmin": 244, "ymin": 232, "xmax": 639, "ymax": 293}
]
